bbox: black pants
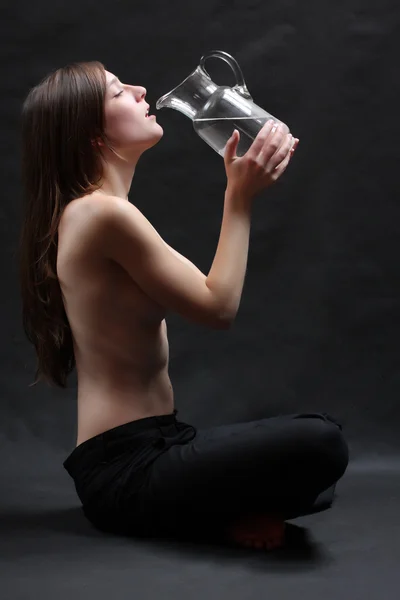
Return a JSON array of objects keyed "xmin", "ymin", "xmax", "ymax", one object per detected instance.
[{"xmin": 63, "ymin": 410, "xmax": 349, "ymax": 541}]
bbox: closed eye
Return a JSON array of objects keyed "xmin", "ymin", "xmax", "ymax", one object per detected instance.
[{"xmin": 114, "ymin": 90, "xmax": 124, "ymax": 98}]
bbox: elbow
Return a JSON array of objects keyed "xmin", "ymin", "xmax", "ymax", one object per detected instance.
[
  {"xmin": 212, "ymin": 311, "xmax": 236, "ymax": 330},
  {"xmin": 215, "ymin": 318, "xmax": 233, "ymax": 330}
]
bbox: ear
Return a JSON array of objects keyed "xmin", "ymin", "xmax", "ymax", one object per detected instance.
[{"xmin": 91, "ymin": 138, "xmax": 104, "ymax": 148}]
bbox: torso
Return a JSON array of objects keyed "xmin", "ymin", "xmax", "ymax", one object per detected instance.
[{"xmin": 56, "ymin": 194, "xmax": 174, "ymax": 447}]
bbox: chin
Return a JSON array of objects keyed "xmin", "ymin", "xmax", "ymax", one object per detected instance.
[
  {"xmin": 153, "ymin": 122, "xmax": 164, "ymax": 140},
  {"xmin": 123, "ymin": 128, "xmax": 164, "ymax": 158},
  {"xmin": 146, "ymin": 126, "xmax": 164, "ymax": 149}
]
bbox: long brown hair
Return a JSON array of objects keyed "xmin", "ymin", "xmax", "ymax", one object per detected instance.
[{"xmin": 19, "ymin": 61, "xmax": 112, "ymax": 388}]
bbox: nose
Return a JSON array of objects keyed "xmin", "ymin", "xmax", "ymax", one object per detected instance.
[{"xmin": 134, "ymin": 86, "xmax": 146, "ymax": 101}]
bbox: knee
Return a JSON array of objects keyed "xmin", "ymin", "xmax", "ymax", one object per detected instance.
[
  {"xmin": 312, "ymin": 421, "xmax": 349, "ymax": 481},
  {"xmin": 292, "ymin": 417, "xmax": 349, "ymax": 484}
]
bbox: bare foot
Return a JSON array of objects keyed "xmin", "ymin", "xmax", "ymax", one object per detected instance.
[{"xmin": 225, "ymin": 514, "xmax": 286, "ymax": 551}]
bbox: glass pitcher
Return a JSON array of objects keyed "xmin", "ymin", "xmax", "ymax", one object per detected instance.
[{"xmin": 156, "ymin": 50, "xmax": 283, "ymax": 158}]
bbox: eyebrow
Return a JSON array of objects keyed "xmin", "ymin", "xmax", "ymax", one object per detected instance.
[{"xmin": 107, "ymin": 76, "xmax": 120, "ymax": 88}]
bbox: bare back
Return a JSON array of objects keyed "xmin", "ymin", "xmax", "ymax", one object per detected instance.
[{"xmin": 57, "ymin": 194, "xmax": 174, "ymax": 447}]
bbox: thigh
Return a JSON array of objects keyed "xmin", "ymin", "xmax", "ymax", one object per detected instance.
[{"xmin": 138, "ymin": 412, "xmax": 343, "ymax": 517}]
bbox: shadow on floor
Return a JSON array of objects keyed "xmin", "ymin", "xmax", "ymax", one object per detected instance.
[{"xmin": 0, "ymin": 504, "xmax": 331, "ymax": 568}]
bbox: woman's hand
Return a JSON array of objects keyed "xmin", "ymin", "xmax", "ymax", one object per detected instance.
[{"xmin": 224, "ymin": 120, "xmax": 299, "ymax": 202}]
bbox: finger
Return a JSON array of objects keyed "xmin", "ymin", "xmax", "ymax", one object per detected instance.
[
  {"xmin": 268, "ymin": 133, "xmax": 294, "ymax": 171},
  {"xmin": 246, "ymin": 119, "xmax": 276, "ymax": 158},
  {"xmin": 286, "ymin": 138, "xmax": 299, "ymax": 161},
  {"xmin": 224, "ymin": 129, "xmax": 240, "ymax": 163},
  {"xmin": 290, "ymin": 138, "xmax": 300, "ymax": 153},
  {"xmin": 258, "ymin": 122, "xmax": 287, "ymax": 166},
  {"xmin": 271, "ymin": 143, "xmax": 295, "ymax": 180}
]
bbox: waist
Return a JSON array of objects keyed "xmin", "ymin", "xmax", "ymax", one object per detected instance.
[
  {"xmin": 63, "ymin": 409, "xmax": 196, "ymax": 476},
  {"xmin": 76, "ymin": 372, "xmax": 174, "ymax": 445}
]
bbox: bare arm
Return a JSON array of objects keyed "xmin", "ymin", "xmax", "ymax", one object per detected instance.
[
  {"xmin": 162, "ymin": 241, "xmax": 204, "ymax": 276},
  {"xmin": 163, "ymin": 194, "xmax": 251, "ymax": 322},
  {"xmin": 96, "ymin": 194, "xmax": 250, "ymax": 329},
  {"xmin": 96, "ymin": 121, "xmax": 297, "ymax": 329},
  {"xmin": 205, "ymin": 189, "xmax": 252, "ymax": 323}
]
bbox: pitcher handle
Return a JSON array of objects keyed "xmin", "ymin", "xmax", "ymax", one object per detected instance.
[{"xmin": 200, "ymin": 50, "xmax": 253, "ymax": 100}]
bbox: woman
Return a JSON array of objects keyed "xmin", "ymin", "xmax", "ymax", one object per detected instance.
[{"xmin": 19, "ymin": 61, "xmax": 349, "ymax": 550}]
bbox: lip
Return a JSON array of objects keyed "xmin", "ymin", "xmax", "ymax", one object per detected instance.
[{"xmin": 144, "ymin": 104, "xmax": 156, "ymax": 119}]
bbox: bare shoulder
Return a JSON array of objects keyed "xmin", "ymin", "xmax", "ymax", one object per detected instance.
[
  {"xmin": 63, "ymin": 193, "xmax": 139, "ymax": 224},
  {"xmin": 77, "ymin": 193, "xmax": 155, "ymax": 233},
  {"xmin": 61, "ymin": 193, "xmax": 155, "ymax": 250},
  {"xmin": 86, "ymin": 193, "xmax": 167, "ymax": 252}
]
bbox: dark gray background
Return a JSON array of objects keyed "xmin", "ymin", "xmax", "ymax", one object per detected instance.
[
  {"xmin": 2, "ymin": 0, "xmax": 399, "ymax": 457},
  {"xmin": 1, "ymin": 2, "xmax": 400, "ymax": 598}
]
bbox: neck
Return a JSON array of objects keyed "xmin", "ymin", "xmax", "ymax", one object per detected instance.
[{"xmin": 97, "ymin": 150, "xmax": 142, "ymax": 200}]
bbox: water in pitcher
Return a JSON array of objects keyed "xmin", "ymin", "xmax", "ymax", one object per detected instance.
[{"xmin": 193, "ymin": 116, "xmax": 274, "ymax": 158}]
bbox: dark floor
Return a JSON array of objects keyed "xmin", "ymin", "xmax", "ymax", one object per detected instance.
[{"xmin": 2, "ymin": 450, "xmax": 400, "ymax": 600}]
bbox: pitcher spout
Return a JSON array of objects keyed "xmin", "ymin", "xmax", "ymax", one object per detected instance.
[
  {"xmin": 156, "ymin": 89, "xmax": 197, "ymax": 120},
  {"xmin": 156, "ymin": 66, "xmax": 218, "ymax": 121}
]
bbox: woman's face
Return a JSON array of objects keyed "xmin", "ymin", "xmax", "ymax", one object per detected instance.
[{"xmin": 102, "ymin": 70, "xmax": 163, "ymax": 156}]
